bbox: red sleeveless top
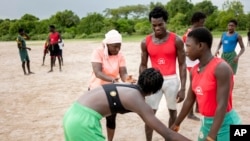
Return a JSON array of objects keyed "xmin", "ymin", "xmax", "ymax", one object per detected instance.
[
  {"xmin": 146, "ymin": 32, "xmax": 177, "ymax": 76},
  {"xmin": 191, "ymin": 57, "xmax": 233, "ymax": 117},
  {"xmin": 49, "ymin": 32, "xmax": 60, "ymax": 44}
]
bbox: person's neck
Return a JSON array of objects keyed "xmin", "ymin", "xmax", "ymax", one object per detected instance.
[
  {"xmin": 199, "ymin": 52, "xmax": 213, "ymax": 68},
  {"xmin": 154, "ymin": 31, "xmax": 168, "ymax": 39},
  {"xmin": 227, "ymin": 31, "xmax": 235, "ymax": 35}
]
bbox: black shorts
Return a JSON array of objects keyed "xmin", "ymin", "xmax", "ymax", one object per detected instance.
[{"xmin": 49, "ymin": 44, "xmax": 60, "ymax": 56}]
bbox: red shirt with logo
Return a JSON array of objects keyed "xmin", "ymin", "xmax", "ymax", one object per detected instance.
[
  {"xmin": 146, "ymin": 32, "xmax": 177, "ymax": 76},
  {"xmin": 49, "ymin": 32, "xmax": 60, "ymax": 44},
  {"xmin": 191, "ymin": 57, "xmax": 233, "ymax": 117}
]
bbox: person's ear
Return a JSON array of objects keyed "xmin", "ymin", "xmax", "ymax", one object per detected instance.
[{"xmin": 199, "ymin": 42, "xmax": 205, "ymax": 50}]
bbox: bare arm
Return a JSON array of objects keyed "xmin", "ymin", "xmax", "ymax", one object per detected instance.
[
  {"xmin": 124, "ymin": 92, "xmax": 190, "ymax": 141},
  {"xmin": 119, "ymin": 66, "xmax": 128, "ymax": 82},
  {"xmin": 171, "ymin": 73, "xmax": 196, "ymax": 129},
  {"xmin": 175, "ymin": 36, "xmax": 187, "ymax": 102},
  {"xmin": 215, "ymin": 36, "xmax": 222, "ymax": 56},
  {"xmin": 17, "ymin": 36, "xmax": 31, "ymax": 50},
  {"xmin": 139, "ymin": 38, "xmax": 148, "ymax": 74},
  {"xmin": 207, "ymin": 62, "xmax": 232, "ymax": 140},
  {"xmin": 236, "ymin": 35, "xmax": 245, "ymax": 58},
  {"xmin": 91, "ymin": 62, "xmax": 118, "ymax": 82},
  {"xmin": 58, "ymin": 33, "xmax": 62, "ymax": 43}
]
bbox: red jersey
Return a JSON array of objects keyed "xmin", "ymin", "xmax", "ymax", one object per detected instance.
[
  {"xmin": 49, "ymin": 32, "xmax": 60, "ymax": 44},
  {"xmin": 146, "ymin": 32, "xmax": 177, "ymax": 76},
  {"xmin": 191, "ymin": 58, "xmax": 233, "ymax": 117}
]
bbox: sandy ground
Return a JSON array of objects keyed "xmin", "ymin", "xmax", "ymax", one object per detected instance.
[{"xmin": 0, "ymin": 37, "xmax": 249, "ymax": 141}]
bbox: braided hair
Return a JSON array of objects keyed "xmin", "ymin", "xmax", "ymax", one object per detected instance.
[{"xmin": 137, "ymin": 68, "xmax": 163, "ymax": 95}]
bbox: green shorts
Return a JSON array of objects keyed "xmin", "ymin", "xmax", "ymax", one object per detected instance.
[
  {"xmin": 198, "ymin": 109, "xmax": 241, "ymax": 141},
  {"xmin": 19, "ymin": 50, "xmax": 29, "ymax": 62},
  {"xmin": 222, "ymin": 51, "xmax": 237, "ymax": 74},
  {"xmin": 63, "ymin": 102, "xmax": 105, "ymax": 141}
]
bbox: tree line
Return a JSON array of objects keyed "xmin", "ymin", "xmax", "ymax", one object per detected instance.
[{"xmin": 0, "ymin": 0, "xmax": 249, "ymax": 41}]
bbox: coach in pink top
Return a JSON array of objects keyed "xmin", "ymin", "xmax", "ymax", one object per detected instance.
[{"xmin": 88, "ymin": 29, "xmax": 134, "ymax": 141}]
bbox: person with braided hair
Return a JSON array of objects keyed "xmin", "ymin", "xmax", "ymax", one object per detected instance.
[{"xmin": 63, "ymin": 68, "xmax": 191, "ymax": 141}]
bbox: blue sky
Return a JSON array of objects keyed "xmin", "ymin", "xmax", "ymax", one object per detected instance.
[{"xmin": 0, "ymin": 0, "xmax": 249, "ymax": 19}]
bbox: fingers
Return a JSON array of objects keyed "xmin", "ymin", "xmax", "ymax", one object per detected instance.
[{"xmin": 170, "ymin": 125, "xmax": 180, "ymax": 132}]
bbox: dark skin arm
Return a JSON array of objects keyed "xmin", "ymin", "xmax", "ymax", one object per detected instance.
[
  {"xmin": 139, "ymin": 38, "xmax": 148, "ymax": 74},
  {"xmin": 233, "ymin": 35, "xmax": 245, "ymax": 63},
  {"xmin": 123, "ymin": 91, "xmax": 191, "ymax": 141},
  {"xmin": 175, "ymin": 36, "xmax": 187, "ymax": 103},
  {"xmin": 215, "ymin": 36, "xmax": 222, "ymax": 56},
  {"xmin": 171, "ymin": 73, "xmax": 196, "ymax": 129},
  {"xmin": 206, "ymin": 62, "xmax": 232, "ymax": 140},
  {"xmin": 17, "ymin": 33, "xmax": 31, "ymax": 50}
]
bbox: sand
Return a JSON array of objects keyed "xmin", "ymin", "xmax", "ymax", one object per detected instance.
[{"xmin": 0, "ymin": 37, "xmax": 249, "ymax": 141}]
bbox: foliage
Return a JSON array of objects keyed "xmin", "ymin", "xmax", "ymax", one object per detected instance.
[
  {"xmin": 0, "ymin": 0, "xmax": 250, "ymax": 41},
  {"xmin": 77, "ymin": 13, "xmax": 104, "ymax": 35}
]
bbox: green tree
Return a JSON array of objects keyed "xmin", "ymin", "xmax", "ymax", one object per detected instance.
[
  {"xmin": 104, "ymin": 5, "xmax": 149, "ymax": 19},
  {"xmin": 77, "ymin": 13, "xmax": 104, "ymax": 35},
  {"xmin": 134, "ymin": 18, "xmax": 151, "ymax": 34},
  {"xmin": 165, "ymin": 0, "xmax": 193, "ymax": 19},
  {"xmin": 0, "ymin": 20, "xmax": 11, "ymax": 36},
  {"xmin": 168, "ymin": 13, "xmax": 187, "ymax": 34},
  {"xmin": 115, "ymin": 19, "xmax": 134, "ymax": 34},
  {"xmin": 193, "ymin": 0, "xmax": 218, "ymax": 16},
  {"xmin": 49, "ymin": 10, "xmax": 80, "ymax": 29},
  {"xmin": 20, "ymin": 14, "xmax": 39, "ymax": 21}
]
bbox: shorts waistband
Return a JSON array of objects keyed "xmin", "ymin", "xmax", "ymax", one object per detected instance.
[
  {"xmin": 202, "ymin": 109, "xmax": 235, "ymax": 119},
  {"xmin": 74, "ymin": 102, "xmax": 103, "ymax": 120},
  {"xmin": 163, "ymin": 74, "xmax": 177, "ymax": 79}
]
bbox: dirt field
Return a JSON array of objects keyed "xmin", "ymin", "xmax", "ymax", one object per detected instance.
[{"xmin": 0, "ymin": 37, "xmax": 249, "ymax": 141}]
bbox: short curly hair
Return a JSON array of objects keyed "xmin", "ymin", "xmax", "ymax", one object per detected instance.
[
  {"xmin": 138, "ymin": 68, "xmax": 163, "ymax": 95},
  {"xmin": 191, "ymin": 11, "xmax": 206, "ymax": 24},
  {"xmin": 149, "ymin": 6, "xmax": 168, "ymax": 22},
  {"xmin": 188, "ymin": 27, "xmax": 213, "ymax": 49}
]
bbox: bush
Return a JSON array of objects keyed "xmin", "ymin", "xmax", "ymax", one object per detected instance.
[
  {"xmin": 74, "ymin": 33, "xmax": 88, "ymax": 39},
  {"xmin": 61, "ymin": 32, "xmax": 75, "ymax": 39},
  {"xmin": 30, "ymin": 34, "xmax": 48, "ymax": 40},
  {"xmin": 0, "ymin": 34, "xmax": 16, "ymax": 41}
]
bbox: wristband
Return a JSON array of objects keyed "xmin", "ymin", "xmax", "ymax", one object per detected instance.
[{"xmin": 206, "ymin": 136, "xmax": 215, "ymax": 141}]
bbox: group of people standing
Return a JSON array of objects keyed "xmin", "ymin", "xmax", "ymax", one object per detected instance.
[
  {"xmin": 16, "ymin": 5, "xmax": 246, "ymax": 141},
  {"xmin": 17, "ymin": 25, "xmax": 64, "ymax": 75}
]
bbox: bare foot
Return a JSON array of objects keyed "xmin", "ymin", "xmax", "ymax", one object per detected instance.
[{"xmin": 187, "ymin": 114, "xmax": 200, "ymax": 121}]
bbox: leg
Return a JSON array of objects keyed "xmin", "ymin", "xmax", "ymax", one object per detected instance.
[
  {"xmin": 49, "ymin": 56, "xmax": 54, "ymax": 72},
  {"xmin": 168, "ymin": 109, "xmax": 177, "ymax": 127},
  {"xmin": 106, "ymin": 114, "xmax": 117, "ymax": 141},
  {"xmin": 57, "ymin": 56, "xmax": 62, "ymax": 71},
  {"xmin": 144, "ymin": 90, "xmax": 163, "ymax": 141},
  {"xmin": 42, "ymin": 54, "xmax": 45, "ymax": 66},
  {"xmin": 60, "ymin": 49, "xmax": 63, "ymax": 66},
  {"xmin": 26, "ymin": 59, "xmax": 34, "ymax": 74},
  {"xmin": 22, "ymin": 62, "xmax": 27, "ymax": 75},
  {"xmin": 145, "ymin": 110, "xmax": 157, "ymax": 141}
]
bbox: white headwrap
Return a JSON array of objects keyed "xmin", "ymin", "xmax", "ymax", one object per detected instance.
[{"xmin": 102, "ymin": 29, "xmax": 122, "ymax": 59}]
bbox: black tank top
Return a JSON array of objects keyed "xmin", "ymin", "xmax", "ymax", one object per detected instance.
[{"xmin": 102, "ymin": 83, "xmax": 142, "ymax": 114}]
